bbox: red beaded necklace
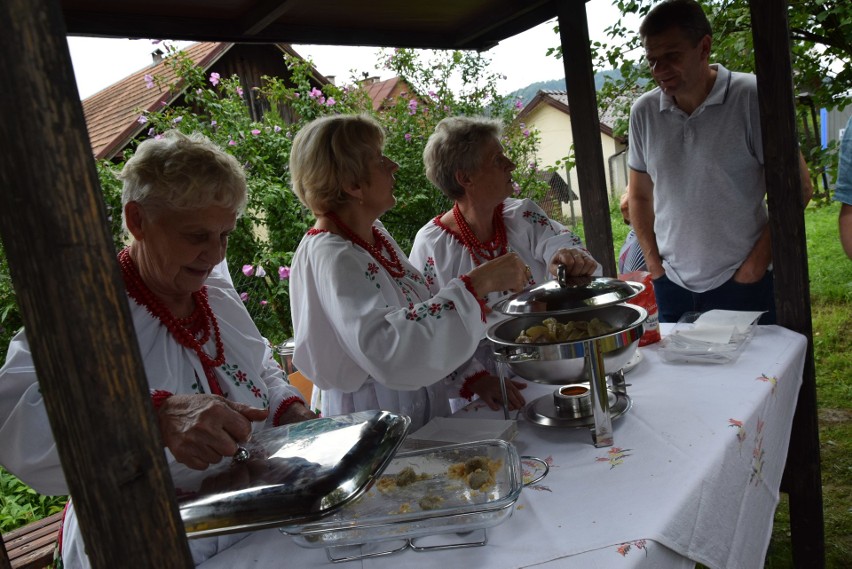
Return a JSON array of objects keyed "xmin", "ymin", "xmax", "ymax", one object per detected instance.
[
  {"xmin": 324, "ymin": 212, "xmax": 406, "ymax": 278},
  {"xmin": 452, "ymin": 202, "xmax": 508, "ymax": 266},
  {"xmin": 118, "ymin": 248, "xmax": 225, "ymax": 395}
]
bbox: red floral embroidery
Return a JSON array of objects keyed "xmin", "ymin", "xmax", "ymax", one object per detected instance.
[{"xmin": 235, "ymin": 370, "xmax": 247, "ymax": 383}]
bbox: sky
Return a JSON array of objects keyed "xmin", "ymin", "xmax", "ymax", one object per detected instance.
[{"xmin": 67, "ymin": 0, "xmax": 639, "ymax": 100}]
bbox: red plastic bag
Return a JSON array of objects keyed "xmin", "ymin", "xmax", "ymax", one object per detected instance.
[{"xmin": 619, "ymin": 270, "xmax": 661, "ymax": 346}]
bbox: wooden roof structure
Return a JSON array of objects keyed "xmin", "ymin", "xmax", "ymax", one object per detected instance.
[{"xmin": 0, "ymin": 1, "xmax": 823, "ymax": 567}]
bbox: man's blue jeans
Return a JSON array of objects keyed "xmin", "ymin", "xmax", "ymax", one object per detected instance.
[{"xmin": 652, "ymin": 270, "xmax": 776, "ymax": 324}]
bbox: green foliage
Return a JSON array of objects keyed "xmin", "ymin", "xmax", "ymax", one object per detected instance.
[{"xmin": 0, "ymin": 467, "xmax": 66, "ymax": 532}]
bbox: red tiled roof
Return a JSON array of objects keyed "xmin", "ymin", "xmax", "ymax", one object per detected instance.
[{"xmin": 82, "ymin": 43, "xmax": 230, "ymax": 160}]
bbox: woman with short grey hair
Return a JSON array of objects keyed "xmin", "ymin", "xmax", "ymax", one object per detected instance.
[{"xmin": 411, "ymin": 116, "xmax": 601, "ymax": 412}]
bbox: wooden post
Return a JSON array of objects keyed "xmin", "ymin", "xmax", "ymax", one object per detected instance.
[
  {"xmin": 0, "ymin": 1, "xmax": 193, "ymax": 567},
  {"xmin": 748, "ymin": 0, "xmax": 825, "ymax": 566},
  {"xmin": 556, "ymin": 0, "xmax": 616, "ymax": 276}
]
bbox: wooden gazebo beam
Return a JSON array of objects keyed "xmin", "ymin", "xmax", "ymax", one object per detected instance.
[
  {"xmin": 558, "ymin": 0, "xmax": 616, "ymax": 276},
  {"xmin": 749, "ymin": 0, "xmax": 824, "ymax": 565},
  {"xmin": 0, "ymin": 0, "xmax": 193, "ymax": 566}
]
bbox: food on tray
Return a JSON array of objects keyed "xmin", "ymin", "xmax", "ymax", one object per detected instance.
[
  {"xmin": 376, "ymin": 466, "xmax": 430, "ymax": 492},
  {"xmin": 448, "ymin": 455, "xmax": 502, "ymax": 491},
  {"xmin": 418, "ymin": 495, "xmax": 444, "ymax": 510},
  {"xmin": 515, "ymin": 317, "xmax": 616, "ymax": 343}
]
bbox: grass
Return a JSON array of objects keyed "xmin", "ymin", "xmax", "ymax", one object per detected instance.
[
  {"xmin": 1, "ymin": 203, "xmax": 850, "ymax": 567},
  {"xmin": 762, "ymin": 201, "xmax": 852, "ymax": 568}
]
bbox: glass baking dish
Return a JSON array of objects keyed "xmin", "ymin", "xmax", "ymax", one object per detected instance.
[
  {"xmin": 175, "ymin": 410, "xmax": 410, "ymax": 538},
  {"xmin": 279, "ymin": 439, "xmax": 523, "ymax": 549}
]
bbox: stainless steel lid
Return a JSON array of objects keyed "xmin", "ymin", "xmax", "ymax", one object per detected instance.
[
  {"xmin": 175, "ymin": 410, "xmax": 411, "ymax": 538},
  {"xmin": 493, "ymin": 274, "xmax": 642, "ymax": 316}
]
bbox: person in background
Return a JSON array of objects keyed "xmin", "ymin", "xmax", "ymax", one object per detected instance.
[
  {"xmin": 288, "ymin": 114, "xmax": 528, "ymax": 430},
  {"xmin": 835, "ymin": 115, "xmax": 852, "ymax": 259},
  {"xmin": 618, "ymin": 186, "xmax": 648, "ymax": 275},
  {"xmin": 409, "ymin": 116, "xmax": 600, "ymax": 412},
  {"xmin": 627, "ymin": 0, "xmax": 813, "ymax": 323},
  {"xmin": 0, "ymin": 130, "xmax": 315, "ymax": 567}
]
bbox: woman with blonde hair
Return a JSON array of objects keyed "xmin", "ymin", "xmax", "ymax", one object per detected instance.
[{"xmin": 289, "ymin": 114, "xmax": 527, "ymax": 429}]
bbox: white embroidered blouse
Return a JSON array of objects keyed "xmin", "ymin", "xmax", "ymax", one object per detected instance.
[{"xmin": 289, "ymin": 221, "xmax": 488, "ymax": 430}]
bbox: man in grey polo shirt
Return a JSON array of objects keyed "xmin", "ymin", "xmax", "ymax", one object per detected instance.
[{"xmin": 627, "ymin": 0, "xmax": 812, "ymax": 323}]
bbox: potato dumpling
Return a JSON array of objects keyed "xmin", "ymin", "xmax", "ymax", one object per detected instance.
[{"xmin": 515, "ymin": 317, "xmax": 615, "ymax": 343}]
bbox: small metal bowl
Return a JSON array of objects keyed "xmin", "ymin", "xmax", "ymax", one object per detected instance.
[{"xmin": 486, "ymin": 304, "xmax": 647, "ymax": 384}]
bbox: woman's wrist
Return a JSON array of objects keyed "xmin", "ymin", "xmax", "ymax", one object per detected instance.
[{"xmin": 272, "ymin": 396, "xmax": 306, "ymax": 426}]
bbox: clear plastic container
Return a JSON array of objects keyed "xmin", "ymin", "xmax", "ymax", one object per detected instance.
[{"xmin": 658, "ymin": 310, "xmax": 762, "ymax": 364}]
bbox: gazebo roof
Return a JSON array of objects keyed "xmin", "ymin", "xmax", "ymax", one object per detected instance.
[{"xmin": 60, "ymin": 0, "xmax": 562, "ymax": 51}]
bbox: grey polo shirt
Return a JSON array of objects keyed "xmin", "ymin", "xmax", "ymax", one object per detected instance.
[{"xmin": 628, "ymin": 64, "xmax": 767, "ymax": 292}]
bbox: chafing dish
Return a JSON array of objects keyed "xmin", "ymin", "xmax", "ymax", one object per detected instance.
[{"xmin": 487, "ymin": 275, "xmax": 647, "ymax": 447}]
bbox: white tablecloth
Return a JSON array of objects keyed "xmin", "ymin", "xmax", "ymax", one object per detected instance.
[{"xmin": 197, "ymin": 324, "xmax": 806, "ymax": 569}]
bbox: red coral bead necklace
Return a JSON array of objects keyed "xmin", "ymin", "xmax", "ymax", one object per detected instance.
[
  {"xmin": 118, "ymin": 248, "xmax": 225, "ymax": 395},
  {"xmin": 453, "ymin": 202, "xmax": 508, "ymax": 266},
  {"xmin": 325, "ymin": 211, "xmax": 406, "ymax": 278}
]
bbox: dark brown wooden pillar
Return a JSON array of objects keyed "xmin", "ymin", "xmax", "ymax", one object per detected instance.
[
  {"xmin": 0, "ymin": 1, "xmax": 193, "ymax": 566},
  {"xmin": 557, "ymin": 0, "xmax": 617, "ymax": 276},
  {"xmin": 749, "ymin": 0, "xmax": 825, "ymax": 566}
]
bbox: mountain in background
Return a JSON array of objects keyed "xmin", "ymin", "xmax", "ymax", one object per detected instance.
[{"xmin": 508, "ymin": 69, "xmax": 624, "ymax": 104}]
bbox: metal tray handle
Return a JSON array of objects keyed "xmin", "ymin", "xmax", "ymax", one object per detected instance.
[{"xmin": 520, "ymin": 456, "xmax": 550, "ymax": 487}]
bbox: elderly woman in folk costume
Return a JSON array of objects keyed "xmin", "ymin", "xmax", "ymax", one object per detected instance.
[
  {"xmin": 409, "ymin": 116, "xmax": 601, "ymax": 412},
  {"xmin": 288, "ymin": 114, "xmax": 528, "ymax": 430},
  {"xmin": 0, "ymin": 130, "xmax": 315, "ymax": 567}
]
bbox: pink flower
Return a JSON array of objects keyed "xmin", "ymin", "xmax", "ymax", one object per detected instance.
[
  {"xmin": 236, "ymin": 86, "xmax": 244, "ymax": 97},
  {"xmin": 274, "ymin": 125, "xmax": 282, "ymax": 133},
  {"xmin": 404, "ymin": 133, "xmax": 412, "ymax": 142},
  {"xmin": 512, "ymin": 182, "xmax": 521, "ymax": 195},
  {"xmin": 260, "ymin": 300, "xmax": 268, "ymax": 306},
  {"xmin": 278, "ymin": 266, "xmax": 291, "ymax": 280},
  {"xmin": 255, "ymin": 265, "xmax": 267, "ymax": 278},
  {"xmin": 209, "ymin": 72, "xmax": 220, "ymax": 86},
  {"xmin": 523, "ymin": 129, "xmax": 530, "ymax": 137},
  {"xmin": 240, "ymin": 292, "xmax": 249, "ymax": 302},
  {"xmin": 514, "ymin": 99, "xmax": 524, "ymax": 109},
  {"xmin": 228, "ymin": 139, "xmax": 237, "ymax": 146},
  {"xmin": 241, "ymin": 265, "xmax": 254, "ymax": 277},
  {"xmin": 408, "ymin": 99, "xmax": 418, "ymax": 115},
  {"xmin": 326, "ymin": 97, "xmax": 336, "ymax": 106},
  {"xmin": 137, "ymin": 115, "xmax": 148, "ymax": 125},
  {"xmin": 211, "ymin": 120, "xmax": 217, "ymax": 127},
  {"xmin": 251, "ymin": 129, "xmax": 261, "ymax": 136},
  {"xmin": 309, "ymin": 87, "xmax": 323, "ymax": 99},
  {"xmin": 172, "ymin": 116, "xmax": 183, "ymax": 125},
  {"xmin": 144, "ymin": 74, "xmax": 154, "ymax": 89}
]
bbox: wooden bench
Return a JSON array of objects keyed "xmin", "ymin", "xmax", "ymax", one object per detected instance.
[{"xmin": 1, "ymin": 512, "xmax": 62, "ymax": 569}]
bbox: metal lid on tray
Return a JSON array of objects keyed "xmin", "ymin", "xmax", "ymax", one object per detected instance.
[
  {"xmin": 493, "ymin": 273, "xmax": 642, "ymax": 316},
  {"xmin": 175, "ymin": 410, "xmax": 410, "ymax": 538}
]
